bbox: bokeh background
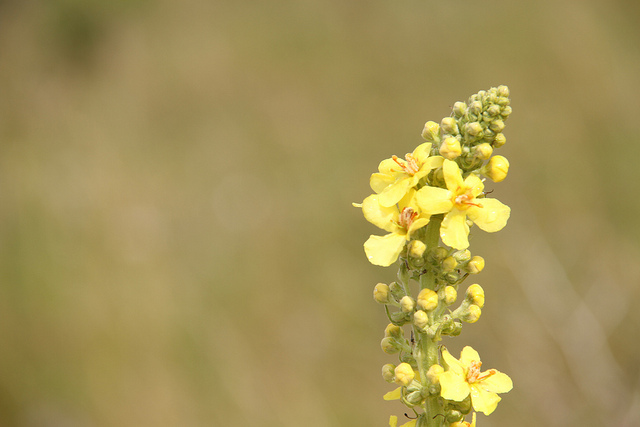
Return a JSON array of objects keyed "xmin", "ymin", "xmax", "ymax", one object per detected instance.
[{"xmin": 1, "ymin": 0, "xmax": 639, "ymax": 426}]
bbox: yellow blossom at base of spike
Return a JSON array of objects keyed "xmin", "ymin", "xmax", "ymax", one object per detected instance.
[
  {"xmin": 450, "ymin": 413, "xmax": 476, "ymax": 427},
  {"xmin": 439, "ymin": 346, "xmax": 513, "ymax": 415},
  {"xmin": 415, "ymin": 159, "xmax": 510, "ymax": 249},
  {"xmin": 389, "ymin": 415, "xmax": 417, "ymax": 427}
]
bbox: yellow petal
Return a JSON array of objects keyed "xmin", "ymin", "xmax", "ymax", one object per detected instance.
[
  {"xmin": 378, "ymin": 179, "xmax": 414, "ymax": 207},
  {"xmin": 466, "ymin": 198, "xmax": 510, "ymax": 232},
  {"xmin": 471, "ymin": 412, "xmax": 476, "ymax": 427},
  {"xmin": 441, "ymin": 209, "xmax": 470, "ymax": 249},
  {"xmin": 364, "ymin": 233, "xmax": 407, "ymax": 266},
  {"xmin": 441, "ymin": 347, "xmax": 464, "ymax": 374},
  {"xmin": 422, "ymin": 155, "xmax": 444, "ymax": 172},
  {"xmin": 464, "ymin": 173, "xmax": 484, "ymax": 198},
  {"xmin": 439, "ymin": 370, "xmax": 470, "ymax": 401},
  {"xmin": 443, "ymin": 159, "xmax": 464, "ymax": 191},
  {"xmin": 407, "ymin": 217, "xmax": 430, "ymax": 236},
  {"xmin": 460, "ymin": 346, "xmax": 481, "ymax": 367},
  {"xmin": 378, "ymin": 158, "xmax": 402, "ymax": 175},
  {"xmin": 415, "ymin": 186, "xmax": 453, "ymax": 215},
  {"xmin": 384, "ymin": 387, "xmax": 402, "ymax": 401},
  {"xmin": 370, "ymin": 172, "xmax": 396, "ymax": 194},
  {"xmin": 470, "ymin": 384, "xmax": 501, "ymax": 415},
  {"xmin": 362, "ymin": 194, "xmax": 399, "ymax": 233},
  {"xmin": 412, "ymin": 142, "xmax": 432, "ymax": 164},
  {"xmin": 481, "ymin": 371, "xmax": 513, "ymax": 394},
  {"xmin": 389, "ymin": 415, "xmax": 398, "ymax": 427},
  {"xmin": 399, "ymin": 420, "xmax": 417, "ymax": 427}
]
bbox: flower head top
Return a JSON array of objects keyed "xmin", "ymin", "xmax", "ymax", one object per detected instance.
[
  {"xmin": 439, "ymin": 346, "xmax": 513, "ymax": 416},
  {"xmin": 415, "ymin": 159, "xmax": 510, "ymax": 249},
  {"xmin": 357, "ymin": 190, "xmax": 429, "ymax": 266},
  {"xmin": 370, "ymin": 142, "xmax": 444, "ymax": 207}
]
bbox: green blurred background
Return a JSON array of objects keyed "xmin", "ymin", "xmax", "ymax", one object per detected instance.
[{"xmin": 1, "ymin": 0, "xmax": 639, "ymax": 426}]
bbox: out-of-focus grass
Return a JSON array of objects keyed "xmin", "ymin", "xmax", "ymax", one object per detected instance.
[{"xmin": 0, "ymin": 0, "xmax": 639, "ymax": 426}]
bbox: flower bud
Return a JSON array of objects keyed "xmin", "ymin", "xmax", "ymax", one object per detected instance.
[
  {"xmin": 452, "ymin": 249, "xmax": 471, "ymax": 263},
  {"xmin": 452, "ymin": 101, "xmax": 467, "ymax": 118},
  {"xmin": 439, "ymin": 137, "xmax": 462, "ymax": 160},
  {"xmin": 373, "ymin": 283, "xmax": 390, "ymax": 304},
  {"xmin": 417, "ymin": 288, "xmax": 438, "ymax": 311},
  {"xmin": 487, "ymin": 104, "xmax": 501, "ymax": 117},
  {"xmin": 442, "ymin": 256, "xmax": 458, "ymax": 272},
  {"xmin": 483, "ymin": 155, "xmax": 509, "ymax": 182},
  {"xmin": 381, "ymin": 337, "xmax": 399, "ymax": 354},
  {"xmin": 394, "ymin": 363, "xmax": 415, "ymax": 386},
  {"xmin": 422, "ymin": 121, "xmax": 440, "ymax": 142},
  {"xmin": 441, "ymin": 117, "xmax": 459, "ymax": 135},
  {"xmin": 446, "ymin": 410, "xmax": 464, "ymax": 424},
  {"xmin": 466, "ymin": 284, "xmax": 485, "ymax": 308},
  {"xmin": 408, "ymin": 240, "xmax": 426, "ymax": 258},
  {"xmin": 461, "ymin": 304, "xmax": 482, "ymax": 323},
  {"xmin": 474, "ymin": 143, "xmax": 493, "ymax": 160},
  {"xmin": 467, "ymin": 256, "xmax": 485, "ymax": 274},
  {"xmin": 493, "ymin": 133, "xmax": 506, "ymax": 148},
  {"xmin": 469, "ymin": 101, "xmax": 483, "ymax": 115},
  {"xmin": 426, "ymin": 364, "xmax": 444, "ymax": 385},
  {"xmin": 465, "ymin": 121, "xmax": 483, "ymax": 137},
  {"xmin": 405, "ymin": 390, "xmax": 424, "ymax": 405},
  {"xmin": 432, "ymin": 247, "xmax": 449, "ymax": 262},
  {"xmin": 385, "ymin": 323, "xmax": 403, "ymax": 338},
  {"xmin": 501, "ymin": 105, "xmax": 512, "ymax": 118},
  {"xmin": 413, "ymin": 310, "xmax": 429, "ymax": 329},
  {"xmin": 444, "ymin": 286, "xmax": 457, "ymax": 305},
  {"xmin": 382, "ymin": 363, "xmax": 396, "ymax": 382},
  {"xmin": 489, "ymin": 119, "xmax": 505, "ymax": 133},
  {"xmin": 400, "ymin": 296, "xmax": 416, "ymax": 313},
  {"xmin": 497, "ymin": 85, "xmax": 510, "ymax": 98}
]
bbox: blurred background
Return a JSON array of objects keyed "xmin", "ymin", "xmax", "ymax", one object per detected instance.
[{"xmin": 1, "ymin": 0, "xmax": 639, "ymax": 426}]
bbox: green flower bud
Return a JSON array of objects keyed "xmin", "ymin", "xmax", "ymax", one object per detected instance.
[
  {"xmin": 432, "ymin": 247, "xmax": 449, "ymax": 262},
  {"xmin": 489, "ymin": 119, "xmax": 505, "ymax": 133},
  {"xmin": 497, "ymin": 85, "xmax": 510, "ymax": 98},
  {"xmin": 446, "ymin": 411, "xmax": 464, "ymax": 424},
  {"xmin": 389, "ymin": 282, "xmax": 404, "ymax": 301},
  {"xmin": 413, "ymin": 310, "xmax": 429, "ymax": 329},
  {"xmin": 461, "ymin": 304, "xmax": 481, "ymax": 323},
  {"xmin": 452, "ymin": 101, "xmax": 467, "ymax": 118},
  {"xmin": 382, "ymin": 364, "xmax": 396, "ymax": 382},
  {"xmin": 467, "ymin": 256, "xmax": 485, "ymax": 274},
  {"xmin": 493, "ymin": 132, "xmax": 506, "ymax": 148},
  {"xmin": 501, "ymin": 105, "xmax": 512, "ymax": 118},
  {"xmin": 441, "ymin": 117, "xmax": 459, "ymax": 135},
  {"xmin": 384, "ymin": 323, "xmax": 404, "ymax": 338},
  {"xmin": 400, "ymin": 296, "xmax": 416, "ymax": 313},
  {"xmin": 405, "ymin": 390, "xmax": 424, "ymax": 405},
  {"xmin": 421, "ymin": 121, "xmax": 440, "ymax": 142},
  {"xmin": 469, "ymin": 101, "xmax": 483, "ymax": 115},
  {"xmin": 452, "ymin": 249, "xmax": 471, "ymax": 263},
  {"xmin": 373, "ymin": 283, "xmax": 390, "ymax": 304},
  {"xmin": 417, "ymin": 288, "xmax": 438, "ymax": 311},
  {"xmin": 380, "ymin": 337, "xmax": 399, "ymax": 354},
  {"xmin": 439, "ymin": 137, "xmax": 462, "ymax": 160},
  {"xmin": 487, "ymin": 104, "xmax": 501, "ymax": 117},
  {"xmin": 465, "ymin": 122, "xmax": 483, "ymax": 137},
  {"xmin": 394, "ymin": 363, "xmax": 415, "ymax": 386}
]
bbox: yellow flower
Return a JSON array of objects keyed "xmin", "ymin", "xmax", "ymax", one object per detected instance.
[
  {"xmin": 439, "ymin": 346, "xmax": 513, "ymax": 415},
  {"xmin": 359, "ymin": 190, "xmax": 430, "ymax": 266},
  {"xmin": 370, "ymin": 143, "xmax": 444, "ymax": 207},
  {"xmin": 415, "ymin": 159, "xmax": 510, "ymax": 249},
  {"xmin": 450, "ymin": 413, "xmax": 476, "ymax": 427},
  {"xmin": 389, "ymin": 415, "xmax": 417, "ymax": 427}
]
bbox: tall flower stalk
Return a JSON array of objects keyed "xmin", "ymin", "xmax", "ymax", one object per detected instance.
[{"xmin": 356, "ymin": 87, "xmax": 514, "ymax": 427}]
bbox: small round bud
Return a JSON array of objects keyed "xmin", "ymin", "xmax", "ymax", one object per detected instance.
[
  {"xmin": 439, "ymin": 137, "xmax": 462, "ymax": 160},
  {"xmin": 426, "ymin": 364, "xmax": 444, "ymax": 385},
  {"xmin": 469, "ymin": 101, "xmax": 483, "ymax": 115},
  {"xmin": 432, "ymin": 247, "xmax": 449, "ymax": 261},
  {"xmin": 381, "ymin": 337, "xmax": 399, "ymax": 354},
  {"xmin": 501, "ymin": 105, "xmax": 512, "ymax": 118},
  {"xmin": 413, "ymin": 310, "xmax": 429, "ymax": 329},
  {"xmin": 474, "ymin": 142, "xmax": 493, "ymax": 160},
  {"xmin": 384, "ymin": 323, "xmax": 403, "ymax": 338},
  {"xmin": 442, "ymin": 256, "xmax": 458, "ymax": 272},
  {"xmin": 400, "ymin": 296, "xmax": 416, "ymax": 313},
  {"xmin": 462, "ymin": 304, "xmax": 482, "ymax": 323},
  {"xmin": 422, "ymin": 121, "xmax": 440, "ymax": 142},
  {"xmin": 417, "ymin": 288, "xmax": 438, "ymax": 311},
  {"xmin": 394, "ymin": 363, "xmax": 415, "ymax": 386},
  {"xmin": 497, "ymin": 85, "xmax": 510, "ymax": 98},
  {"xmin": 466, "ymin": 284, "xmax": 485, "ymax": 308},
  {"xmin": 484, "ymin": 155, "xmax": 509, "ymax": 182},
  {"xmin": 444, "ymin": 286, "xmax": 457, "ymax": 305},
  {"xmin": 465, "ymin": 121, "xmax": 483, "ymax": 137},
  {"xmin": 452, "ymin": 101, "xmax": 467, "ymax": 118},
  {"xmin": 441, "ymin": 117, "xmax": 459, "ymax": 135},
  {"xmin": 487, "ymin": 104, "xmax": 501, "ymax": 117},
  {"xmin": 446, "ymin": 410, "xmax": 464, "ymax": 424},
  {"xmin": 489, "ymin": 119, "xmax": 505, "ymax": 133},
  {"xmin": 382, "ymin": 364, "xmax": 396, "ymax": 382},
  {"xmin": 493, "ymin": 133, "xmax": 506, "ymax": 148},
  {"xmin": 408, "ymin": 240, "xmax": 426, "ymax": 258},
  {"xmin": 373, "ymin": 283, "xmax": 390, "ymax": 304},
  {"xmin": 467, "ymin": 256, "xmax": 485, "ymax": 274},
  {"xmin": 452, "ymin": 249, "xmax": 471, "ymax": 263},
  {"xmin": 405, "ymin": 390, "xmax": 424, "ymax": 405}
]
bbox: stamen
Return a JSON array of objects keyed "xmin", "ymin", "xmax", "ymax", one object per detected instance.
[{"xmin": 392, "ymin": 154, "xmax": 419, "ymax": 175}]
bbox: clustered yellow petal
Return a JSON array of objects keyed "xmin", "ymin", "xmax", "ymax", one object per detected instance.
[
  {"xmin": 438, "ymin": 346, "xmax": 513, "ymax": 415},
  {"xmin": 415, "ymin": 159, "xmax": 510, "ymax": 249}
]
